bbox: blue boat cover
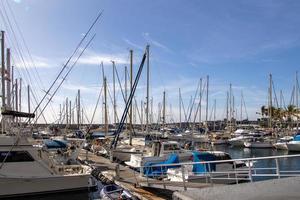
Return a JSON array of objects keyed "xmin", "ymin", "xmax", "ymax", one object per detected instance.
[
  {"xmin": 294, "ymin": 133, "xmax": 300, "ymax": 141},
  {"xmin": 44, "ymin": 139, "xmax": 67, "ymax": 149},
  {"xmin": 192, "ymin": 152, "xmax": 216, "ymax": 173},
  {"xmin": 143, "ymin": 153, "xmax": 179, "ymax": 177}
]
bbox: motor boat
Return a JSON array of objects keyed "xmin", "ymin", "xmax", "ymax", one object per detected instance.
[
  {"xmin": 167, "ymin": 151, "xmax": 249, "ymax": 184},
  {"xmin": 125, "ymin": 141, "xmax": 195, "ymax": 169},
  {"xmin": 244, "ymin": 137, "xmax": 274, "ymax": 148},
  {"xmin": 99, "ymin": 184, "xmax": 137, "ymax": 200},
  {"xmin": 287, "ymin": 133, "xmax": 300, "ymax": 152},
  {"xmin": 274, "ymin": 136, "xmax": 293, "ymax": 150},
  {"xmin": 228, "ymin": 135, "xmax": 253, "ymax": 147},
  {"xmin": 0, "ymin": 134, "xmax": 96, "ymax": 198}
]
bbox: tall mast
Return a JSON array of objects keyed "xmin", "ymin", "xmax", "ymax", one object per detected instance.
[
  {"xmin": 163, "ymin": 91, "xmax": 166, "ymax": 128},
  {"xmin": 11, "ymin": 65, "xmax": 14, "ymax": 111},
  {"xmin": 104, "ymin": 77, "xmax": 108, "ymax": 135},
  {"xmin": 1, "ymin": 31, "xmax": 5, "ymax": 110},
  {"xmin": 66, "ymin": 97, "xmax": 68, "ymax": 125},
  {"xmin": 69, "ymin": 100, "xmax": 72, "ymax": 125},
  {"xmin": 205, "ymin": 75, "xmax": 209, "ymax": 131},
  {"xmin": 179, "ymin": 88, "xmax": 181, "ymax": 129},
  {"xmin": 141, "ymin": 100, "xmax": 144, "ymax": 133},
  {"xmin": 296, "ymin": 71, "xmax": 299, "ymax": 130},
  {"xmin": 269, "ymin": 74, "xmax": 272, "ymax": 129},
  {"xmin": 112, "ymin": 61, "xmax": 117, "ymax": 125},
  {"xmin": 129, "ymin": 50, "xmax": 133, "ymax": 145},
  {"xmin": 229, "ymin": 83, "xmax": 232, "ymax": 132},
  {"xmin": 6, "ymin": 48, "xmax": 11, "ymax": 110},
  {"xmin": 27, "ymin": 85, "xmax": 30, "ymax": 113},
  {"xmin": 146, "ymin": 45, "xmax": 150, "ymax": 134},
  {"xmin": 77, "ymin": 89, "xmax": 80, "ymax": 128},
  {"xmin": 213, "ymin": 99, "xmax": 216, "ymax": 131},
  {"xmin": 15, "ymin": 79, "xmax": 18, "ymax": 123},
  {"xmin": 240, "ymin": 91, "xmax": 243, "ymax": 121},
  {"xmin": 199, "ymin": 78, "xmax": 202, "ymax": 128},
  {"xmin": 19, "ymin": 78, "xmax": 22, "ymax": 112},
  {"xmin": 125, "ymin": 66, "xmax": 128, "ymax": 130}
]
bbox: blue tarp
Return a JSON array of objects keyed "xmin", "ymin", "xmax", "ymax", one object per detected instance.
[
  {"xmin": 44, "ymin": 139, "xmax": 68, "ymax": 149},
  {"xmin": 143, "ymin": 153, "xmax": 179, "ymax": 177},
  {"xmin": 192, "ymin": 152, "xmax": 216, "ymax": 173}
]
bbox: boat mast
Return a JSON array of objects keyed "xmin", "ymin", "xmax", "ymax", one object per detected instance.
[
  {"xmin": 269, "ymin": 74, "xmax": 272, "ymax": 130},
  {"xmin": 146, "ymin": 45, "xmax": 150, "ymax": 134},
  {"xmin": 1, "ymin": 31, "xmax": 5, "ymax": 133},
  {"xmin": 205, "ymin": 75, "xmax": 209, "ymax": 132},
  {"xmin": 199, "ymin": 78, "xmax": 202, "ymax": 129},
  {"xmin": 296, "ymin": 71, "xmax": 299, "ymax": 130},
  {"xmin": 27, "ymin": 85, "xmax": 30, "ymax": 113},
  {"xmin": 129, "ymin": 50, "xmax": 133, "ymax": 145},
  {"xmin": 125, "ymin": 66, "xmax": 128, "ymax": 130},
  {"xmin": 163, "ymin": 91, "xmax": 166, "ymax": 129},
  {"xmin": 112, "ymin": 61, "xmax": 117, "ymax": 126},
  {"xmin": 213, "ymin": 99, "xmax": 216, "ymax": 131},
  {"xmin": 104, "ymin": 77, "xmax": 108, "ymax": 135},
  {"xmin": 179, "ymin": 88, "xmax": 181, "ymax": 129},
  {"xmin": 66, "ymin": 97, "xmax": 68, "ymax": 125},
  {"xmin": 77, "ymin": 89, "xmax": 80, "ymax": 128}
]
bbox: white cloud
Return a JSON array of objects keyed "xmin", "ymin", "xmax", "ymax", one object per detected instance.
[
  {"xmin": 13, "ymin": 0, "xmax": 22, "ymax": 3},
  {"xmin": 142, "ymin": 32, "xmax": 172, "ymax": 53},
  {"xmin": 123, "ymin": 38, "xmax": 144, "ymax": 51},
  {"xmin": 15, "ymin": 56, "xmax": 53, "ymax": 69}
]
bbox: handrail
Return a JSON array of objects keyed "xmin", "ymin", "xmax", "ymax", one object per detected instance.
[{"xmin": 138, "ymin": 154, "xmax": 300, "ymax": 169}]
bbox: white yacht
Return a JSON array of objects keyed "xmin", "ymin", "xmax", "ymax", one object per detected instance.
[
  {"xmin": 274, "ymin": 136, "xmax": 293, "ymax": 150},
  {"xmin": 287, "ymin": 133, "xmax": 300, "ymax": 152},
  {"xmin": 228, "ymin": 135, "xmax": 252, "ymax": 147},
  {"xmin": 0, "ymin": 134, "xmax": 96, "ymax": 198},
  {"xmin": 125, "ymin": 141, "xmax": 193, "ymax": 168}
]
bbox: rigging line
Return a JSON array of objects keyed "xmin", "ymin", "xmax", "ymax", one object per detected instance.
[
  {"xmin": 1, "ymin": 20, "xmax": 53, "ymax": 119},
  {"xmin": 87, "ymin": 85, "xmax": 103, "ymax": 131},
  {"xmin": 12, "ymin": 56, "xmax": 50, "ymax": 123},
  {"xmin": 5, "ymin": 0, "xmax": 46, "ymax": 89},
  {"xmin": 32, "ymin": 11, "xmax": 103, "ymax": 116},
  {"xmin": 33, "ymin": 34, "xmax": 96, "ymax": 124},
  {"xmin": 187, "ymin": 80, "xmax": 200, "ymax": 123},
  {"xmin": 271, "ymin": 79, "xmax": 279, "ymax": 108}
]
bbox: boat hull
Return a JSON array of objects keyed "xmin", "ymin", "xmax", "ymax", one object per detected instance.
[
  {"xmin": 244, "ymin": 142, "xmax": 273, "ymax": 148},
  {"xmin": 0, "ymin": 175, "xmax": 95, "ymax": 198},
  {"xmin": 287, "ymin": 142, "xmax": 300, "ymax": 152},
  {"xmin": 274, "ymin": 142, "xmax": 288, "ymax": 150}
]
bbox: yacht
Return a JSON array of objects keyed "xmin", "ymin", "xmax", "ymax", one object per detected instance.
[
  {"xmin": 0, "ymin": 134, "xmax": 96, "ymax": 198},
  {"xmin": 274, "ymin": 136, "xmax": 293, "ymax": 150},
  {"xmin": 287, "ymin": 133, "xmax": 300, "ymax": 152},
  {"xmin": 167, "ymin": 151, "xmax": 249, "ymax": 184}
]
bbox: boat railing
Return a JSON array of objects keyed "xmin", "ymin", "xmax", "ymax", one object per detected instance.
[{"xmin": 134, "ymin": 154, "xmax": 300, "ymax": 191}]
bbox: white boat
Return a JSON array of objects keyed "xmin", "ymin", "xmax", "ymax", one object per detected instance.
[
  {"xmin": 287, "ymin": 133, "xmax": 300, "ymax": 152},
  {"xmin": 125, "ymin": 141, "xmax": 193, "ymax": 168},
  {"xmin": 228, "ymin": 135, "xmax": 252, "ymax": 147},
  {"xmin": 244, "ymin": 138, "xmax": 274, "ymax": 148},
  {"xmin": 0, "ymin": 134, "xmax": 96, "ymax": 198},
  {"xmin": 274, "ymin": 136, "xmax": 293, "ymax": 150},
  {"xmin": 167, "ymin": 151, "xmax": 249, "ymax": 184}
]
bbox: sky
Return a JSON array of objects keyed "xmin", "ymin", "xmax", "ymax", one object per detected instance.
[{"xmin": 1, "ymin": 0, "xmax": 300, "ymax": 124}]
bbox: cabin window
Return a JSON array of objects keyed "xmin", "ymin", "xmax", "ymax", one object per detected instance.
[
  {"xmin": 0, "ymin": 151, "xmax": 35, "ymax": 162},
  {"xmin": 164, "ymin": 144, "xmax": 180, "ymax": 151}
]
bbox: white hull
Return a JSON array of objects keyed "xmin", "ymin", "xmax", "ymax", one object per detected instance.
[
  {"xmin": 287, "ymin": 142, "xmax": 300, "ymax": 152},
  {"xmin": 274, "ymin": 142, "xmax": 288, "ymax": 150},
  {"xmin": 244, "ymin": 141, "xmax": 273, "ymax": 148},
  {"xmin": 211, "ymin": 140, "xmax": 227, "ymax": 145},
  {"xmin": 0, "ymin": 175, "xmax": 94, "ymax": 197},
  {"xmin": 228, "ymin": 139, "xmax": 245, "ymax": 147}
]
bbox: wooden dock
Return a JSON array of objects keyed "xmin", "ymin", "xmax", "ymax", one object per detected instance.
[{"xmin": 78, "ymin": 150, "xmax": 212, "ymax": 200}]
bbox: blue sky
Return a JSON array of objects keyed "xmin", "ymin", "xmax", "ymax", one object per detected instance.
[{"xmin": 1, "ymin": 0, "xmax": 300, "ymax": 123}]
